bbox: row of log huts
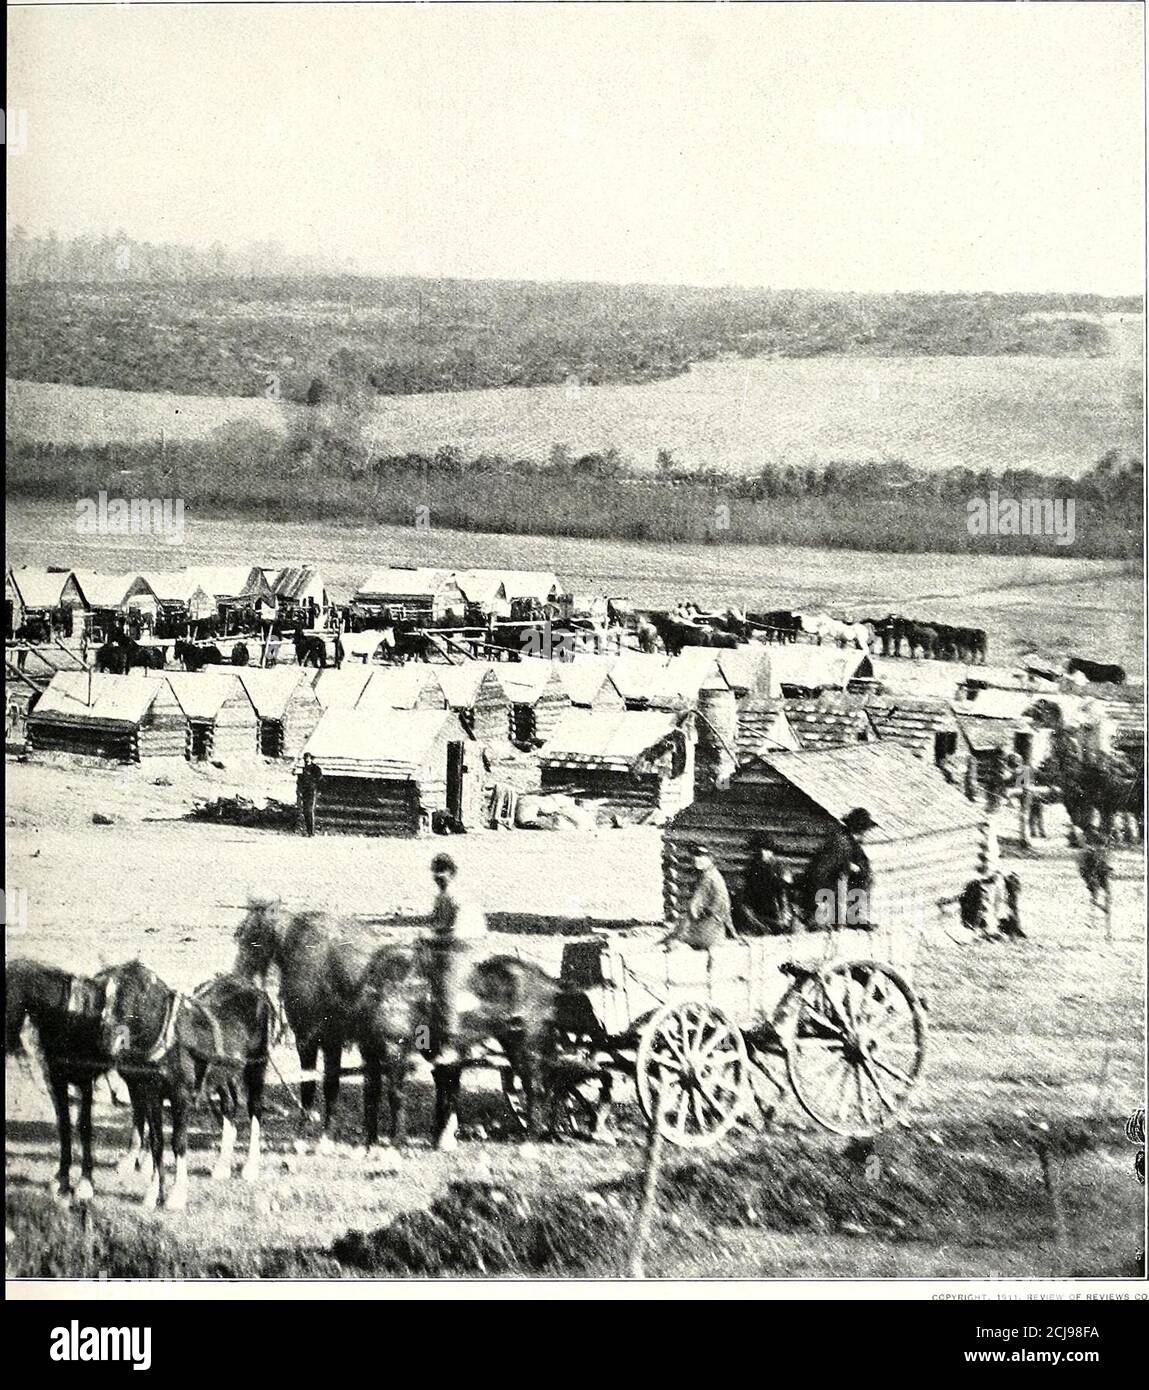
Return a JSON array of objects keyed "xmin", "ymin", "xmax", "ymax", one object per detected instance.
[
  {"xmin": 25, "ymin": 668, "xmax": 324, "ymax": 764},
  {"xmin": 18, "ymin": 632, "xmax": 1141, "ymax": 807}
]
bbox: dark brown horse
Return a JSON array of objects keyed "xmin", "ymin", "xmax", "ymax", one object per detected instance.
[
  {"xmin": 350, "ymin": 941, "xmax": 563, "ymax": 1149},
  {"xmin": 6, "ymin": 959, "xmax": 111, "ymax": 1202},
  {"xmin": 232, "ymin": 900, "xmax": 562, "ymax": 1150},
  {"xmin": 100, "ymin": 961, "xmax": 273, "ymax": 1209}
]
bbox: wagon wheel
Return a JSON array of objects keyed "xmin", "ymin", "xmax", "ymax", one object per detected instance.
[
  {"xmin": 501, "ymin": 1038, "xmax": 608, "ymax": 1141},
  {"xmin": 782, "ymin": 962, "xmax": 926, "ymax": 1139},
  {"xmin": 635, "ymin": 1000, "xmax": 749, "ymax": 1148}
]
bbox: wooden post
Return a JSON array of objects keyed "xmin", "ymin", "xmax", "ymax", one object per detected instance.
[
  {"xmin": 627, "ymin": 1075, "xmax": 673, "ymax": 1278},
  {"xmin": 1034, "ymin": 1137, "xmax": 1070, "ymax": 1276}
]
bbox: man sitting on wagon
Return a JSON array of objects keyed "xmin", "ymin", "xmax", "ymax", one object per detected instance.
[
  {"xmin": 660, "ymin": 845, "xmax": 742, "ymax": 983},
  {"xmin": 795, "ymin": 807, "xmax": 876, "ymax": 930},
  {"xmin": 737, "ymin": 833, "xmax": 793, "ymax": 935}
]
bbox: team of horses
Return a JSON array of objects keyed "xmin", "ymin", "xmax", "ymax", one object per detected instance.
[
  {"xmin": 7, "ymin": 901, "xmax": 571, "ymax": 1211},
  {"xmin": 7, "ymin": 957, "xmax": 271, "ymax": 1210}
]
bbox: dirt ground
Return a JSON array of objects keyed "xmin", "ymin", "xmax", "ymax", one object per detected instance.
[{"xmin": 5, "ymin": 753, "xmax": 1145, "ymax": 1278}]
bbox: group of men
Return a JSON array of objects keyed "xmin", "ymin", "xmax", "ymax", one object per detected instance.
[{"xmin": 662, "ymin": 807, "xmax": 878, "ymax": 952}]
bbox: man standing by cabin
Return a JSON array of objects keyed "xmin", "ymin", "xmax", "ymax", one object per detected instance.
[
  {"xmin": 426, "ymin": 853, "xmax": 488, "ymax": 1066},
  {"xmin": 297, "ymin": 752, "xmax": 322, "ymax": 836},
  {"xmin": 798, "ymin": 807, "xmax": 876, "ymax": 928}
]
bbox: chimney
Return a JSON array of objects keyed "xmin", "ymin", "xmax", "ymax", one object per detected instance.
[{"xmin": 695, "ymin": 682, "xmax": 738, "ymax": 796}]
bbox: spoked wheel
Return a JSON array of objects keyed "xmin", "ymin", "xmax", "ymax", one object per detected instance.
[
  {"xmin": 635, "ymin": 1000, "xmax": 749, "ymax": 1148},
  {"xmin": 781, "ymin": 962, "xmax": 926, "ymax": 1138},
  {"xmin": 501, "ymin": 1046, "xmax": 608, "ymax": 1142}
]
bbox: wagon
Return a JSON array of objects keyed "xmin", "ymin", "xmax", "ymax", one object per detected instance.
[{"xmin": 517, "ymin": 928, "xmax": 928, "ymax": 1148}]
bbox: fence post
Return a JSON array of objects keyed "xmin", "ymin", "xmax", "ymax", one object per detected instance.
[{"xmin": 626, "ymin": 1074, "xmax": 673, "ymax": 1278}]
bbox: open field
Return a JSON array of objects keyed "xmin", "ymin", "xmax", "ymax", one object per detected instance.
[
  {"xmin": 7, "ymin": 326, "xmax": 1142, "ymax": 477},
  {"xmin": 7, "ymin": 498, "xmax": 1144, "ymax": 670},
  {"xmin": 4, "ymin": 758, "xmax": 1145, "ymax": 1277}
]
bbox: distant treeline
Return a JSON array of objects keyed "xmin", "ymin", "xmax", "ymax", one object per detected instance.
[
  {"xmin": 5, "ymin": 257, "xmax": 1138, "ymax": 400},
  {"xmin": 8, "ymin": 428, "xmax": 1142, "ymax": 558}
]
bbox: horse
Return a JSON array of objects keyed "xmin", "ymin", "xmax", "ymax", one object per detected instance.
[
  {"xmin": 6, "ymin": 960, "xmax": 111, "ymax": 1202},
  {"xmin": 293, "ymin": 629, "xmax": 328, "ymax": 669},
  {"xmin": 94, "ymin": 641, "xmax": 130, "ymax": 674},
  {"xmin": 232, "ymin": 900, "xmax": 561, "ymax": 1151},
  {"xmin": 747, "ymin": 610, "xmax": 801, "ymax": 643},
  {"xmin": 379, "ymin": 622, "xmax": 439, "ymax": 663},
  {"xmin": 1068, "ymin": 657, "xmax": 1126, "ymax": 685},
  {"xmin": 647, "ymin": 611, "xmax": 738, "ymax": 656},
  {"xmin": 174, "ymin": 639, "xmax": 223, "ymax": 672},
  {"xmin": 349, "ymin": 942, "xmax": 563, "ymax": 1150},
  {"xmin": 100, "ymin": 960, "xmax": 273, "ymax": 1210}
]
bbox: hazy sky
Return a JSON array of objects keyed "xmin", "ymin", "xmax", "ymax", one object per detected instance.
[{"xmin": 6, "ymin": 1, "xmax": 1145, "ymax": 293}]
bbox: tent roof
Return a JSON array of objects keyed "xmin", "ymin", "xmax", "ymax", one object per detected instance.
[
  {"xmin": 299, "ymin": 708, "xmax": 465, "ymax": 778},
  {"xmin": 434, "ymin": 662, "xmax": 505, "ymax": 709},
  {"xmin": 265, "ymin": 566, "xmax": 324, "ymax": 601},
  {"xmin": 182, "ymin": 566, "xmax": 270, "ymax": 602},
  {"xmin": 234, "ymin": 666, "xmax": 318, "ymax": 720},
  {"xmin": 455, "ymin": 569, "xmax": 563, "ymax": 602},
  {"xmin": 137, "ymin": 572, "xmax": 212, "ymax": 605},
  {"xmin": 768, "ymin": 645, "xmax": 872, "ymax": 695},
  {"xmin": 166, "ymin": 671, "xmax": 253, "ymax": 722},
  {"xmin": 752, "ymin": 744, "xmax": 986, "ymax": 843},
  {"xmin": 551, "ymin": 657, "xmax": 621, "ymax": 707},
  {"xmin": 541, "ymin": 709, "xmax": 681, "ymax": 768},
  {"xmin": 496, "ymin": 659, "xmax": 566, "ymax": 705},
  {"xmin": 68, "ymin": 571, "xmax": 157, "ymax": 609},
  {"xmin": 354, "ymin": 666, "xmax": 446, "ymax": 712},
  {"xmin": 354, "ymin": 568, "xmax": 459, "ymax": 599},
  {"xmin": 7, "ymin": 567, "xmax": 79, "ymax": 610},
  {"xmin": 311, "ymin": 667, "xmax": 376, "ymax": 710},
  {"xmin": 30, "ymin": 671, "xmax": 169, "ymax": 728}
]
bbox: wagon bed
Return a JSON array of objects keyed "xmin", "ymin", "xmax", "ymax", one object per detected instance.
[{"xmin": 543, "ymin": 926, "xmax": 928, "ymax": 1147}]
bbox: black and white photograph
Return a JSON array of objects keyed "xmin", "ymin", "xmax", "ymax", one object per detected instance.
[{"xmin": 4, "ymin": 0, "xmax": 1146, "ymax": 1305}]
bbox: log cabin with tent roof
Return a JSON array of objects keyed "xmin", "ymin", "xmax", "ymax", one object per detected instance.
[
  {"xmin": 182, "ymin": 566, "xmax": 275, "ymax": 630},
  {"xmin": 6, "ymin": 567, "xmax": 89, "ymax": 638},
  {"xmin": 296, "ymin": 707, "xmax": 482, "ymax": 835},
  {"xmin": 26, "ymin": 670, "xmax": 186, "ymax": 762},
  {"xmin": 352, "ymin": 665, "xmax": 450, "ymax": 714},
  {"xmin": 498, "ymin": 659, "xmax": 573, "ymax": 746},
  {"xmin": 539, "ymin": 708, "xmax": 696, "ymax": 821},
  {"xmin": 137, "ymin": 572, "xmax": 216, "ymax": 636},
  {"xmin": 663, "ymin": 742, "xmax": 993, "ymax": 939},
  {"xmin": 434, "ymin": 663, "xmax": 511, "ymax": 745},
  {"xmin": 166, "ymin": 671, "xmax": 259, "ymax": 761},
  {"xmin": 457, "ymin": 569, "xmax": 565, "ymax": 618},
  {"xmin": 234, "ymin": 666, "xmax": 323, "ymax": 759},
  {"xmin": 766, "ymin": 644, "xmax": 874, "ymax": 698},
  {"xmin": 69, "ymin": 572, "xmax": 161, "ymax": 641},
  {"xmin": 352, "ymin": 568, "xmax": 466, "ymax": 625},
  {"xmin": 551, "ymin": 657, "xmax": 625, "ymax": 712},
  {"xmin": 263, "ymin": 566, "xmax": 327, "ymax": 627}
]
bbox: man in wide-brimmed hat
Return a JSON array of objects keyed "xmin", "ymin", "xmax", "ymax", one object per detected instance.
[{"xmin": 796, "ymin": 807, "xmax": 877, "ymax": 929}]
